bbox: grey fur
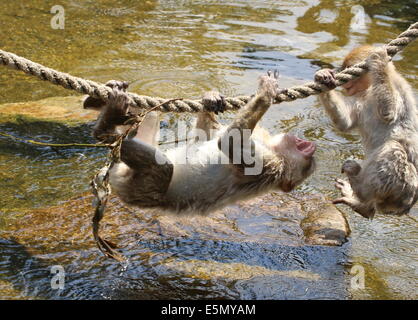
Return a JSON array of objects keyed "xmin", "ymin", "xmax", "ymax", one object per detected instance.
[
  {"xmin": 89, "ymin": 74, "xmax": 316, "ymax": 215},
  {"xmin": 316, "ymin": 47, "xmax": 418, "ymax": 218}
]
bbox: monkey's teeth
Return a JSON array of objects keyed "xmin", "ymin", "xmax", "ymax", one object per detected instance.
[
  {"xmin": 299, "ymin": 142, "xmax": 316, "ymax": 157},
  {"xmin": 296, "ymin": 140, "xmax": 311, "ymax": 151}
]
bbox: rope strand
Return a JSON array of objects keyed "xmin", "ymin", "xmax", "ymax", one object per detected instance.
[{"xmin": 1, "ymin": 22, "xmax": 416, "ymax": 112}]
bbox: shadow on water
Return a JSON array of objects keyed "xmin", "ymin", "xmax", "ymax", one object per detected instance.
[{"xmin": 0, "ymin": 116, "xmax": 105, "ymax": 211}]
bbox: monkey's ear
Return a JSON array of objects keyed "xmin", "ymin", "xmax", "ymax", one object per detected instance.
[{"xmin": 83, "ymin": 96, "xmax": 106, "ymax": 111}]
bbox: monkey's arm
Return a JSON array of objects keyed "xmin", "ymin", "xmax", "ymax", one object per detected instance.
[
  {"xmin": 194, "ymin": 112, "xmax": 222, "ymax": 140},
  {"xmin": 216, "ymin": 92, "xmax": 273, "ymax": 169},
  {"xmin": 315, "ymin": 69, "xmax": 359, "ymax": 131},
  {"xmin": 223, "ymin": 93, "xmax": 271, "ymax": 135},
  {"xmin": 318, "ymin": 91, "xmax": 359, "ymax": 131},
  {"xmin": 220, "ymin": 71, "xmax": 279, "ymax": 138},
  {"xmin": 217, "ymin": 93, "xmax": 272, "ymax": 161},
  {"xmin": 217, "ymin": 71, "xmax": 278, "ymax": 163},
  {"xmin": 367, "ymin": 48, "xmax": 399, "ymax": 124}
]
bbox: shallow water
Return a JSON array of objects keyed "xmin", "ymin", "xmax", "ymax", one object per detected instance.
[{"xmin": 0, "ymin": 0, "xmax": 417, "ymax": 299}]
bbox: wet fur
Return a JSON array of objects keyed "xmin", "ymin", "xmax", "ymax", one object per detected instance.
[{"xmin": 317, "ymin": 47, "xmax": 418, "ymax": 218}]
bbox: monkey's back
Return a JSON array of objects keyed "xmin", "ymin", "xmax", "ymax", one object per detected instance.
[{"xmin": 164, "ymin": 139, "xmax": 248, "ymax": 214}]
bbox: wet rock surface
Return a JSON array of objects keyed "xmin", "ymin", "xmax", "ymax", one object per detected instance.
[
  {"xmin": 0, "ymin": 96, "xmax": 95, "ymax": 123},
  {"xmin": 301, "ymin": 198, "xmax": 350, "ymax": 246}
]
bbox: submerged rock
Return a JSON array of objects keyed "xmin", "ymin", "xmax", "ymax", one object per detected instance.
[
  {"xmin": 0, "ymin": 96, "xmax": 96, "ymax": 123},
  {"xmin": 301, "ymin": 196, "xmax": 350, "ymax": 246}
]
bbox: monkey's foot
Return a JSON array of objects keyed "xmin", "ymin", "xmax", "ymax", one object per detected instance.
[
  {"xmin": 333, "ymin": 179, "xmax": 375, "ymax": 219},
  {"xmin": 202, "ymin": 91, "xmax": 227, "ymax": 114},
  {"xmin": 258, "ymin": 70, "xmax": 280, "ymax": 100},
  {"xmin": 83, "ymin": 80, "xmax": 130, "ymax": 110},
  {"xmin": 335, "ymin": 178, "xmax": 354, "ymax": 196},
  {"xmin": 333, "ymin": 178, "xmax": 356, "ymax": 205},
  {"xmin": 105, "ymin": 80, "xmax": 129, "ymax": 91}
]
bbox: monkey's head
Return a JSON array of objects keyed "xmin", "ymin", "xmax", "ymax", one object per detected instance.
[
  {"xmin": 269, "ymin": 133, "xmax": 316, "ymax": 192},
  {"xmin": 341, "ymin": 45, "xmax": 374, "ymax": 96}
]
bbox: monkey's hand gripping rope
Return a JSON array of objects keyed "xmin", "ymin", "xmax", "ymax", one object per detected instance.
[{"xmin": 0, "ymin": 22, "xmax": 416, "ymax": 261}]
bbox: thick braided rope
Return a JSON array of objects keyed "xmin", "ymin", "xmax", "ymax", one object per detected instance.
[{"xmin": 0, "ymin": 22, "xmax": 416, "ymax": 112}]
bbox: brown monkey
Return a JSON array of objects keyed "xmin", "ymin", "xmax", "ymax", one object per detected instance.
[
  {"xmin": 315, "ymin": 45, "xmax": 418, "ymax": 218},
  {"xmin": 85, "ymin": 72, "xmax": 316, "ymax": 214}
]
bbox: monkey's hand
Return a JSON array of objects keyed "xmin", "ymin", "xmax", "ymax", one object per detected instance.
[
  {"xmin": 202, "ymin": 91, "xmax": 227, "ymax": 114},
  {"xmin": 83, "ymin": 80, "xmax": 130, "ymax": 110},
  {"xmin": 333, "ymin": 178, "xmax": 356, "ymax": 205},
  {"xmin": 258, "ymin": 70, "xmax": 280, "ymax": 101},
  {"xmin": 314, "ymin": 68, "xmax": 337, "ymax": 89},
  {"xmin": 366, "ymin": 47, "xmax": 390, "ymax": 74}
]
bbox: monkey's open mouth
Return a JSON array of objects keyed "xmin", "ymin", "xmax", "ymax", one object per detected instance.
[{"xmin": 295, "ymin": 138, "xmax": 316, "ymax": 157}]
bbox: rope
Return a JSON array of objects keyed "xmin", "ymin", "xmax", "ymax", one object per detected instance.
[{"xmin": 0, "ymin": 22, "xmax": 416, "ymax": 113}]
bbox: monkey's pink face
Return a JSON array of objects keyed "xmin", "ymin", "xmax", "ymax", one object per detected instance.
[
  {"xmin": 271, "ymin": 133, "xmax": 316, "ymax": 158},
  {"xmin": 270, "ymin": 133, "xmax": 316, "ymax": 192},
  {"xmin": 342, "ymin": 73, "xmax": 371, "ymax": 96}
]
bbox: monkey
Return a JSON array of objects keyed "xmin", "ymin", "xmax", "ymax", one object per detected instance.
[
  {"xmin": 314, "ymin": 45, "xmax": 418, "ymax": 219},
  {"xmin": 84, "ymin": 71, "xmax": 316, "ymax": 215}
]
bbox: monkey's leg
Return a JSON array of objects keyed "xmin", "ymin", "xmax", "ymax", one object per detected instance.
[
  {"xmin": 341, "ymin": 159, "xmax": 368, "ymax": 201},
  {"xmin": 341, "ymin": 159, "xmax": 361, "ymax": 177},
  {"xmin": 120, "ymin": 139, "xmax": 173, "ymax": 202},
  {"xmin": 333, "ymin": 178, "xmax": 375, "ymax": 219},
  {"xmin": 340, "ymin": 160, "xmax": 376, "ymax": 217},
  {"xmin": 193, "ymin": 91, "xmax": 226, "ymax": 142},
  {"xmin": 194, "ymin": 112, "xmax": 222, "ymax": 141},
  {"xmin": 201, "ymin": 90, "xmax": 227, "ymax": 115},
  {"xmin": 134, "ymin": 111, "xmax": 160, "ymax": 146}
]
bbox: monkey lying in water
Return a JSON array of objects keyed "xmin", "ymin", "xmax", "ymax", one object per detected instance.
[
  {"xmin": 315, "ymin": 46, "xmax": 418, "ymax": 218},
  {"xmin": 84, "ymin": 72, "xmax": 316, "ymax": 215}
]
